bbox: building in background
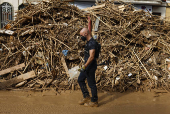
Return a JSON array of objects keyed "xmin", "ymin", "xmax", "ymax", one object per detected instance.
[
  {"xmin": 74, "ymin": 0, "xmax": 167, "ymax": 17},
  {"xmin": 115, "ymin": 0, "xmax": 167, "ymax": 17},
  {"xmin": 0, "ymin": 0, "xmax": 44, "ymax": 28},
  {"xmin": 166, "ymin": 1, "xmax": 170, "ymax": 21}
]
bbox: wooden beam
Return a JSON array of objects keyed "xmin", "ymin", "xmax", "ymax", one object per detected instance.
[
  {"xmin": 0, "ymin": 30, "xmax": 15, "ymax": 35},
  {"xmin": 0, "ymin": 70, "xmax": 38, "ymax": 89},
  {"xmin": 0, "ymin": 63, "xmax": 25, "ymax": 76},
  {"xmin": 15, "ymin": 81, "xmax": 27, "ymax": 88},
  {"xmin": 61, "ymin": 57, "xmax": 70, "ymax": 77},
  {"xmin": 82, "ymin": 4, "xmax": 105, "ymax": 11},
  {"xmin": 16, "ymin": 70, "xmax": 35, "ymax": 80},
  {"xmin": 21, "ymin": 29, "xmax": 34, "ymax": 36},
  {"xmin": 154, "ymin": 89, "xmax": 168, "ymax": 93}
]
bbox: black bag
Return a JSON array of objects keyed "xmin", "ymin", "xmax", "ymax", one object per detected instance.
[{"xmin": 95, "ymin": 40, "xmax": 101, "ymax": 58}]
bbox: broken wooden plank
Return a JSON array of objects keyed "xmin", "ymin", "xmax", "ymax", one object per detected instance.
[
  {"xmin": 154, "ymin": 89, "xmax": 168, "ymax": 93},
  {"xmin": 16, "ymin": 70, "xmax": 35, "ymax": 80},
  {"xmin": 21, "ymin": 29, "xmax": 34, "ymax": 36},
  {"xmin": 15, "ymin": 81, "xmax": 27, "ymax": 88},
  {"xmin": 82, "ymin": 4, "xmax": 105, "ymax": 11},
  {"xmin": 0, "ymin": 29, "xmax": 15, "ymax": 35},
  {"xmin": 0, "ymin": 70, "xmax": 39, "ymax": 89},
  {"xmin": 61, "ymin": 57, "xmax": 70, "ymax": 77},
  {"xmin": 0, "ymin": 63, "xmax": 25, "ymax": 76}
]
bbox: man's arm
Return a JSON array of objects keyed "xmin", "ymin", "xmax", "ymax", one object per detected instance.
[
  {"xmin": 84, "ymin": 49, "xmax": 95, "ymax": 68},
  {"xmin": 88, "ymin": 16, "xmax": 92, "ymax": 35}
]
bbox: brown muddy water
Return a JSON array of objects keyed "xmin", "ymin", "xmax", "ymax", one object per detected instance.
[{"xmin": 0, "ymin": 90, "xmax": 169, "ymax": 114}]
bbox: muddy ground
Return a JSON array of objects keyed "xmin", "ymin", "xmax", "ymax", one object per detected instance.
[{"xmin": 0, "ymin": 90, "xmax": 169, "ymax": 114}]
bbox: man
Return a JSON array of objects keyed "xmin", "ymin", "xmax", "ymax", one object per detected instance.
[{"xmin": 78, "ymin": 27, "xmax": 98, "ymax": 107}]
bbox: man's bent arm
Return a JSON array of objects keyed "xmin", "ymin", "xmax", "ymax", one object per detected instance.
[{"xmin": 84, "ymin": 49, "xmax": 95, "ymax": 68}]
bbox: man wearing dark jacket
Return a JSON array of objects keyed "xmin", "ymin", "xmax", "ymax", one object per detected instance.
[{"xmin": 78, "ymin": 27, "xmax": 98, "ymax": 107}]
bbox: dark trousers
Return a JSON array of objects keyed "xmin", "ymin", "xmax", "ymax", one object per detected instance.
[{"xmin": 78, "ymin": 64, "xmax": 98, "ymax": 102}]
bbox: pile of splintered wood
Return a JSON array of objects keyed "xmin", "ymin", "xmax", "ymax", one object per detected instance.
[
  {"xmin": 1, "ymin": 0, "xmax": 170, "ymax": 93},
  {"xmin": 0, "ymin": 0, "xmax": 87, "ymax": 91}
]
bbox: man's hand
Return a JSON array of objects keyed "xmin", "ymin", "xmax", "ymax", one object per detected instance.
[{"xmin": 78, "ymin": 65, "xmax": 86, "ymax": 72}]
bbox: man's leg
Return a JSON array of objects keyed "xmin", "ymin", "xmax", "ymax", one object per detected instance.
[
  {"xmin": 86, "ymin": 68, "xmax": 98, "ymax": 102},
  {"xmin": 78, "ymin": 72, "xmax": 90, "ymax": 98}
]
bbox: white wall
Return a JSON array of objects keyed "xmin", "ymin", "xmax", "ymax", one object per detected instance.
[
  {"xmin": 152, "ymin": 6, "xmax": 166, "ymax": 18},
  {"xmin": 166, "ymin": 0, "xmax": 170, "ymax": 3},
  {"xmin": 134, "ymin": 5, "xmax": 152, "ymax": 13}
]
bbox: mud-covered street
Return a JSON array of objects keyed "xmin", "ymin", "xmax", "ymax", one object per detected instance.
[{"xmin": 0, "ymin": 90, "xmax": 169, "ymax": 114}]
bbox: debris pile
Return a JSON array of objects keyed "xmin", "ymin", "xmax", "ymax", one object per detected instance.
[
  {"xmin": 0, "ymin": 0, "xmax": 170, "ymax": 93},
  {"xmin": 0, "ymin": 0, "xmax": 86, "ymax": 91}
]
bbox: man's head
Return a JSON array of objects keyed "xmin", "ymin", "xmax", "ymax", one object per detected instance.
[{"xmin": 80, "ymin": 28, "xmax": 90, "ymax": 41}]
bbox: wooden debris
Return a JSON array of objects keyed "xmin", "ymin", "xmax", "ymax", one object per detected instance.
[
  {"xmin": 0, "ymin": 71, "xmax": 37, "ymax": 89},
  {"xmin": 15, "ymin": 81, "xmax": 27, "ymax": 88},
  {"xmin": 1, "ymin": 0, "xmax": 170, "ymax": 93},
  {"xmin": 61, "ymin": 57, "xmax": 70, "ymax": 77},
  {"xmin": 154, "ymin": 89, "xmax": 168, "ymax": 93},
  {"xmin": 82, "ymin": 4, "xmax": 105, "ymax": 11},
  {"xmin": 0, "ymin": 29, "xmax": 15, "ymax": 35},
  {"xmin": 0, "ymin": 63, "xmax": 25, "ymax": 76}
]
